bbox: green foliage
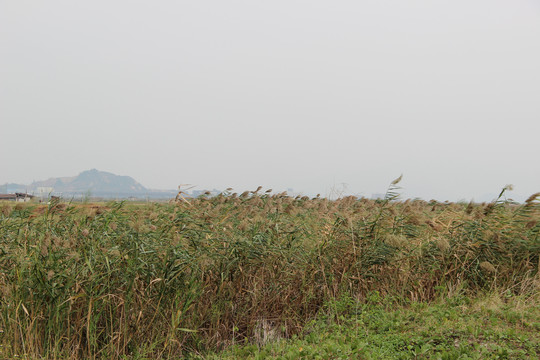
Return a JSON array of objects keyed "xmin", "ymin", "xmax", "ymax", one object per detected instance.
[{"xmin": 211, "ymin": 294, "xmax": 540, "ymax": 359}]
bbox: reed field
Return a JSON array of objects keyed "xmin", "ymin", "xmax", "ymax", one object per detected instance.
[{"xmin": 0, "ymin": 181, "xmax": 539, "ymax": 359}]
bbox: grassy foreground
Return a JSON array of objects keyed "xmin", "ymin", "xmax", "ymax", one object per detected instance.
[
  {"xmin": 0, "ymin": 183, "xmax": 538, "ymax": 359},
  {"xmin": 210, "ymin": 292, "xmax": 539, "ymax": 359}
]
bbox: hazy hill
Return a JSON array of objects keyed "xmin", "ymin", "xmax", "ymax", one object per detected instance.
[
  {"xmin": 29, "ymin": 169, "xmax": 150, "ymax": 197},
  {"xmin": 1, "ymin": 169, "xmax": 180, "ymax": 199}
]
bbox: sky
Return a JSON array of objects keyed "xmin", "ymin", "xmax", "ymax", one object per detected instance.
[{"xmin": 1, "ymin": 0, "xmax": 539, "ymax": 201}]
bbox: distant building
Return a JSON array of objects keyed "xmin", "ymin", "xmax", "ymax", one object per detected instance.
[
  {"xmin": 287, "ymin": 188, "xmax": 298, "ymax": 197},
  {"xmin": 0, "ymin": 193, "xmax": 35, "ymax": 202},
  {"xmin": 37, "ymin": 187, "xmax": 54, "ymax": 201}
]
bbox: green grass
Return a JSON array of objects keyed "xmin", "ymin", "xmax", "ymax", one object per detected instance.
[
  {"xmin": 210, "ymin": 293, "xmax": 539, "ymax": 359},
  {"xmin": 0, "ymin": 184, "xmax": 538, "ymax": 359}
]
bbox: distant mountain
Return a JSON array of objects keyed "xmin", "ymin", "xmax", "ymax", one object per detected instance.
[
  {"xmin": 19, "ymin": 169, "xmax": 167, "ymax": 198},
  {"xmin": 26, "ymin": 169, "xmax": 148, "ymax": 196},
  {"xmin": 1, "ymin": 169, "xmax": 181, "ymax": 200},
  {"xmin": 1, "ymin": 169, "xmax": 180, "ymax": 199}
]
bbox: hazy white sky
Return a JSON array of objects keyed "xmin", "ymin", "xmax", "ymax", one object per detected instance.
[{"xmin": 1, "ymin": 0, "xmax": 539, "ymax": 201}]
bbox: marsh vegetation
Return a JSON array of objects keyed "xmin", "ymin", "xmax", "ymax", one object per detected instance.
[{"xmin": 0, "ymin": 182, "xmax": 538, "ymax": 359}]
